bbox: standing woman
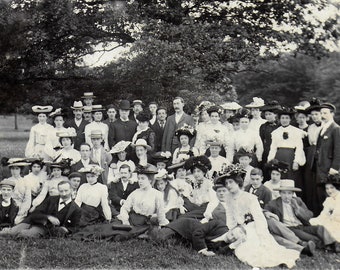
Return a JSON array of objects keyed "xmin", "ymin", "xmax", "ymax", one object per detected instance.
[
  {"xmin": 118, "ymin": 165, "xmax": 169, "ymax": 227},
  {"xmin": 53, "ymin": 129, "xmax": 81, "ymax": 166},
  {"xmin": 221, "ymin": 164, "xmax": 300, "ymax": 268},
  {"xmin": 172, "ymin": 125, "xmax": 199, "ymax": 164},
  {"xmin": 194, "ymin": 101, "xmax": 213, "ymax": 134},
  {"xmin": 132, "ymin": 111, "xmax": 156, "ymax": 153},
  {"xmin": 44, "ymin": 108, "xmax": 68, "ymax": 160},
  {"xmin": 233, "ymin": 108, "xmax": 263, "ymax": 167},
  {"xmin": 25, "ymin": 105, "xmax": 54, "ymax": 160},
  {"xmin": 76, "ymin": 165, "xmax": 112, "ymax": 225},
  {"xmin": 267, "ymin": 107, "xmax": 306, "ymax": 190}
]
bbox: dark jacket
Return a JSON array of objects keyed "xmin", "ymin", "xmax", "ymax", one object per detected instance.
[
  {"xmin": 24, "ymin": 196, "xmax": 82, "ymax": 233},
  {"xmin": 264, "ymin": 197, "xmax": 313, "ymax": 226},
  {"xmin": 64, "ymin": 118, "xmax": 89, "ymax": 150},
  {"xmin": 111, "ymin": 119, "xmax": 137, "ymax": 146},
  {"xmin": 0, "ymin": 197, "xmax": 18, "ymax": 227},
  {"xmin": 151, "ymin": 121, "xmax": 166, "ymax": 152},
  {"xmin": 108, "ymin": 181, "xmax": 139, "ymax": 211},
  {"xmin": 244, "ymin": 184, "xmax": 272, "ymax": 209}
]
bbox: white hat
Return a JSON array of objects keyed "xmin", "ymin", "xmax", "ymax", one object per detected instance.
[
  {"xmin": 131, "ymin": 139, "xmax": 151, "ymax": 151},
  {"xmin": 220, "ymin": 102, "xmax": 242, "ymax": 111},
  {"xmin": 110, "ymin": 141, "xmax": 131, "ymax": 154},
  {"xmin": 117, "ymin": 160, "xmax": 136, "ymax": 173},
  {"xmin": 81, "ymin": 92, "xmax": 96, "ymax": 99},
  {"xmin": 245, "ymin": 97, "xmax": 265, "ymax": 108},
  {"xmin": 32, "ymin": 105, "xmax": 53, "ymax": 113},
  {"xmin": 274, "ymin": 179, "xmax": 302, "ymax": 192},
  {"xmin": 71, "ymin": 101, "xmax": 84, "ymax": 109},
  {"xmin": 57, "ymin": 128, "xmax": 77, "ymax": 138}
]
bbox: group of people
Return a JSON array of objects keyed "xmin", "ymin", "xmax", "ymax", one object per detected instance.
[{"xmin": 0, "ymin": 91, "xmax": 340, "ymax": 268}]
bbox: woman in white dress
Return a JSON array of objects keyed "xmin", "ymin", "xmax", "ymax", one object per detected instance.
[
  {"xmin": 194, "ymin": 106, "xmax": 234, "ymax": 163},
  {"xmin": 76, "ymin": 165, "xmax": 112, "ymax": 225},
  {"xmin": 118, "ymin": 165, "xmax": 169, "ymax": 227},
  {"xmin": 3, "ymin": 159, "xmax": 30, "ymax": 184},
  {"xmin": 309, "ymin": 175, "xmax": 340, "ymax": 241},
  {"xmin": 44, "ymin": 108, "xmax": 68, "ymax": 160},
  {"xmin": 25, "ymin": 105, "xmax": 54, "ymax": 160},
  {"xmin": 53, "ymin": 129, "xmax": 81, "ymax": 166},
  {"xmin": 220, "ymin": 164, "xmax": 300, "ymax": 268}
]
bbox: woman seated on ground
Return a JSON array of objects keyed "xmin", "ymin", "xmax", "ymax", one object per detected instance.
[
  {"xmin": 154, "ymin": 169, "xmax": 184, "ymax": 222},
  {"xmin": 182, "ymin": 156, "xmax": 217, "ymax": 215},
  {"xmin": 168, "ymin": 162, "xmax": 192, "ymax": 199},
  {"xmin": 3, "ymin": 158, "xmax": 29, "ymax": 184},
  {"xmin": 117, "ymin": 165, "xmax": 169, "ymax": 227},
  {"xmin": 13, "ymin": 159, "xmax": 47, "ymax": 224},
  {"xmin": 0, "ymin": 179, "xmax": 18, "ymax": 229},
  {"xmin": 222, "ymin": 164, "xmax": 300, "ymax": 268},
  {"xmin": 309, "ymin": 174, "xmax": 340, "ymax": 242},
  {"xmin": 54, "ymin": 129, "xmax": 81, "ymax": 166},
  {"xmin": 76, "ymin": 165, "xmax": 112, "ymax": 226},
  {"xmin": 29, "ymin": 163, "xmax": 68, "ymax": 212}
]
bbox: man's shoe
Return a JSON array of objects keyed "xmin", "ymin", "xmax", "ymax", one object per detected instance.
[{"xmin": 301, "ymin": 240, "xmax": 316, "ymax": 257}]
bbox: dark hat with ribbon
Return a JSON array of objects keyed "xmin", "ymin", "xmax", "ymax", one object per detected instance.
[
  {"xmin": 184, "ymin": 155, "xmax": 212, "ymax": 173},
  {"xmin": 319, "ymin": 174, "xmax": 340, "ymax": 188},
  {"xmin": 214, "ymin": 163, "xmax": 246, "ymax": 187},
  {"xmin": 261, "ymin": 101, "xmax": 282, "ymax": 112},
  {"xmin": 305, "ymin": 98, "xmax": 322, "ymax": 113},
  {"xmin": 277, "ymin": 107, "xmax": 296, "ymax": 117},
  {"xmin": 135, "ymin": 164, "xmax": 158, "ymax": 175},
  {"xmin": 136, "ymin": 111, "xmax": 152, "ymax": 122},
  {"xmin": 207, "ymin": 105, "xmax": 223, "ymax": 115},
  {"xmin": 175, "ymin": 124, "xmax": 196, "ymax": 139},
  {"xmin": 265, "ymin": 159, "xmax": 289, "ymax": 174},
  {"xmin": 234, "ymin": 108, "xmax": 252, "ymax": 120}
]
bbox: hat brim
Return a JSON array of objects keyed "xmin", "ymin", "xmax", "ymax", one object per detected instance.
[
  {"xmin": 168, "ymin": 161, "xmax": 186, "ymax": 170},
  {"xmin": 274, "ymin": 187, "xmax": 302, "ymax": 192},
  {"xmin": 8, "ymin": 162, "xmax": 30, "ymax": 167},
  {"xmin": 131, "ymin": 143, "xmax": 152, "ymax": 151},
  {"xmin": 71, "ymin": 106, "xmax": 83, "ymax": 110},
  {"xmin": 81, "ymin": 95, "xmax": 96, "ymax": 99}
]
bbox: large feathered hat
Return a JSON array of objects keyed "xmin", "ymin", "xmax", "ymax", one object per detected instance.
[
  {"xmin": 214, "ymin": 163, "xmax": 247, "ymax": 187},
  {"xmin": 184, "ymin": 155, "xmax": 212, "ymax": 173},
  {"xmin": 265, "ymin": 159, "xmax": 289, "ymax": 174},
  {"xmin": 175, "ymin": 124, "xmax": 196, "ymax": 139}
]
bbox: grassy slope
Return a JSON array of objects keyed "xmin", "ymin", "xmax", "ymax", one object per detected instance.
[{"xmin": 0, "ymin": 115, "xmax": 339, "ymax": 269}]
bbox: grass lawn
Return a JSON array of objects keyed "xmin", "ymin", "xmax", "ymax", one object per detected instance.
[{"xmin": 0, "ymin": 115, "xmax": 340, "ymax": 269}]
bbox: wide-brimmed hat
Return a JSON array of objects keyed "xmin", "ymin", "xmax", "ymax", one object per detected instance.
[
  {"xmin": 175, "ymin": 124, "xmax": 196, "ymax": 139},
  {"xmin": 260, "ymin": 101, "xmax": 282, "ymax": 112},
  {"xmin": 7, "ymin": 158, "xmax": 30, "ymax": 167},
  {"xmin": 214, "ymin": 163, "xmax": 246, "ymax": 184},
  {"xmin": 151, "ymin": 152, "xmax": 171, "ymax": 166},
  {"xmin": 207, "ymin": 105, "xmax": 223, "ymax": 115},
  {"xmin": 90, "ymin": 130, "xmax": 103, "ymax": 139},
  {"xmin": 234, "ymin": 108, "xmax": 252, "ymax": 120},
  {"xmin": 213, "ymin": 176, "xmax": 227, "ymax": 191},
  {"xmin": 235, "ymin": 148, "xmax": 253, "ymax": 159},
  {"xmin": 0, "ymin": 179, "xmax": 16, "ymax": 188},
  {"xmin": 305, "ymin": 98, "xmax": 322, "ymax": 113},
  {"xmin": 132, "ymin": 100, "xmax": 144, "ymax": 107},
  {"xmin": 207, "ymin": 139, "xmax": 223, "ymax": 147},
  {"xmin": 49, "ymin": 108, "xmax": 66, "ymax": 119},
  {"xmin": 119, "ymin": 100, "xmax": 131, "ymax": 110},
  {"xmin": 220, "ymin": 102, "xmax": 242, "ymax": 111},
  {"xmin": 184, "ymin": 155, "xmax": 212, "ymax": 173},
  {"xmin": 154, "ymin": 169, "xmax": 173, "ymax": 181},
  {"xmin": 136, "ymin": 111, "xmax": 152, "ymax": 122},
  {"xmin": 319, "ymin": 174, "xmax": 340, "ymax": 188},
  {"xmin": 83, "ymin": 106, "xmax": 92, "ymax": 113},
  {"xmin": 196, "ymin": 101, "xmax": 215, "ymax": 113},
  {"xmin": 277, "ymin": 107, "xmax": 296, "ymax": 116},
  {"xmin": 167, "ymin": 161, "xmax": 186, "ymax": 172},
  {"xmin": 110, "ymin": 141, "xmax": 131, "ymax": 154},
  {"xmin": 91, "ymin": 105, "xmax": 105, "ymax": 112},
  {"xmin": 49, "ymin": 162, "xmax": 64, "ymax": 169},
  {"xmin": 135, "ymin": 164, "xmax": 158, "ymax": 175},
  {"xmin": 71, "ymin": 101, "xmax": 84, "ymax": 110},
  {"xmin": 32, "ymin": 105, "xmax": 53, "ymax": 114},
  {"xmin": 245, "ymin": 97, "xmax": 265, "ymax": 108},
  {"xmin": 265, "ymin": 159, "xmax": 289, "ymax": 174},
  {"xmin": 78, "ymin": 165, "xmax": 104, "ymax": 175},
  {"xmin": 274, "ymin": 179, "xmax": 301, "ymax": 192},
  {"xmin": 117, "ymin": 160, "xmax": 136, "ymax": 173},
  {"xmin": 57, "ymin": 128, "xmax": 77, "ymax": 138},
  {"xmin": 81, "ymin": 92, "xmax": 96, "ymax": 99},
  {"xmin": 294, "ymin": 101, "xmax": 311, "ymax": 114},
  {"xmin": 131, "ymin": 139, "xmax": 152, "ymax": 151}
]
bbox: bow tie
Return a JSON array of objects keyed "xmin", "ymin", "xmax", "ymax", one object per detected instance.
[
  {"xmin": 60, "ymin": 201, "xmax": 67, "ymax": 206},
  {"xmin": 315, "ymin": 123, "xmax": 322, "ymax": 127}
]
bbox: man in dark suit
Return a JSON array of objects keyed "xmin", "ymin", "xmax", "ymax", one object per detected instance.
[
  {"xmin": 0, "ymin": 181, "xmax": 81, "ymax": 238},
  {"xmin": 108, "ymin": 163, "xmax": 139, "ymax": 213},
  {"xmin": 65, "ymin": 101, "xmax": 89, "ymax": 150},
  {"xmin": 112, "ymin": 100, "xmax": 138, "ymax": 147},
  {"xmin": 70, "ymin": 143, "xmax": 100, "ymax": 185},
  {"xmin": 151, "ymin": 107, "xmax": 167, "ymax": 153},
  {"xmin": 103, "ymin": 104, "xmax": 117, "ymax": 149},
  {"xmin": 264, "ymin": 180, "xmax": 339, "ymax": 252},
  {"xmin": 313, "ymin": 103, "xmax": 340, "ymax": 213},
  {"xmin": 162, "ymin": 97, "xmax": 195, "ymax": 153},
  {"xmin": 129, "ymin": 100, "xmax": 144, "ymax": 123}
]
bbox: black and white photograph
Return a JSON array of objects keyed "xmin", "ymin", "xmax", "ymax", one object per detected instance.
[{"xmin": 0, "ymin": 0, "xmax": 339, "ymax": 269}]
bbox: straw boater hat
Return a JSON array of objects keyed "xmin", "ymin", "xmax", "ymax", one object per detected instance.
[
  {"xmin": 57, "ymin": 128, "xmax": 77, "ymax": 138},
  {"xmin": 245, "ymin": 97, "xmax": 265, "ymax": 108},
  {"xmin": 49, "ymin": 108, "xmax": 66, "ymax": 119},
  {"xmin": 220, "ymin": 102, "xmax": 242, "ymax": 111},
  {"xmin": 131, "ymin": 139, "xmax": 152, "ymax": 151},
  {"xmin": 83, "ymin": 106, "xmax": 92, "ymax": 113},
  {"xmin": 132, "ymin": 100, "xmax": 144, "ymax": 107},
  {"xmin": 0, "ymin": 178, "xmax": 16, "ymax": 188},
  {"xmin": 274, "ymin": 180, "xmax": 301, "ymax": 192},
  {"xmin": 90, "ymin": 130, "xmax": 103, "ymax": 139},
  {"xmin": 110, "ymin": 141, "xmax": 131, "ymax": 154},
  {"xmin": 7, "ymin": 158, "xmax": 30, "ymax": 167},
  {"xmin": 32, "ymin": 105, "xmax": 53, "ymax": 114},
  {"xmin": 91, "ymin": 105, "xmax": 105, "ymax": 112},
  {"xmin": 71, "ymin": 101, "xmax": 84, "ymax": 110},
  {"xmin": 81, "ymin": 92, "xmax": 96, "ymax": 99}
]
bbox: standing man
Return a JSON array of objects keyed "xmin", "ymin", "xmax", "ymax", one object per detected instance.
[
  {"xmin": 129, "ymin": 100, "xmax": 144, "ymax": 123},
  {"xmin": 81, "ymin": 92, "xmax": 96, "ymax": 107},
  {"xmin": 103, "ymin": 104, "xmax": 117, "ymax": 149},
  {"xmin": 151, "ymin": 107, "xmax": 167, "ymax": 152},
  {"xmin": 65, "ymin": 101, "xmax": 89, "ymax": 150},
  {"xmin": 83, "ymin": 106, "xmax": 93, "ymax": 123},
  {"xmin": 112, "ymin": 100, "xmax": 138, "ymax": 146},
  {"xmin": 162, "ymin": 97, "xmax": 195, "ymax": 153},
  {"xmin": 314, "ymin": 103, "xmax": 340, "ymax": 213},
  {"xmin": 149, "ymin": 102, "xmax": 158, "ymax": 125}
]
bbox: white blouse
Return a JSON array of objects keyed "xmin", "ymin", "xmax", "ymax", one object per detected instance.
[
  {"xmin": 44, "ymin": 127, "xmax": 68, "ymax": 160},
  {"xmin": 267, "ymin": 125, "xmax": 306, "ymax": 166},
  {"xmin": 118, "ymin": 187, "xmax": 169, "ymax": 226},
  {"xmin": 189, "ymin": 178, "xmax": 217, "ymax": 206},
  {"xmin": 170, "ymin": 178, "xmax": 192, "ymax": 198},
  {"xmin": 75, "ymin": 182, "xmax": 111, "ymax": 221},
  {"xmin": 234, "ymin": 129, "xmax": 263, "ymax": 161},
  {"xmin": 307, "ymin": 123, "xmax": 322, "ymax": 146},
  {"xmin": 25, "ymin": 123, "xmax": 55, "ymax": 158},
  {"xmin": 208, "ymin": 156, "xmax": 230, "ymax": 178}
]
